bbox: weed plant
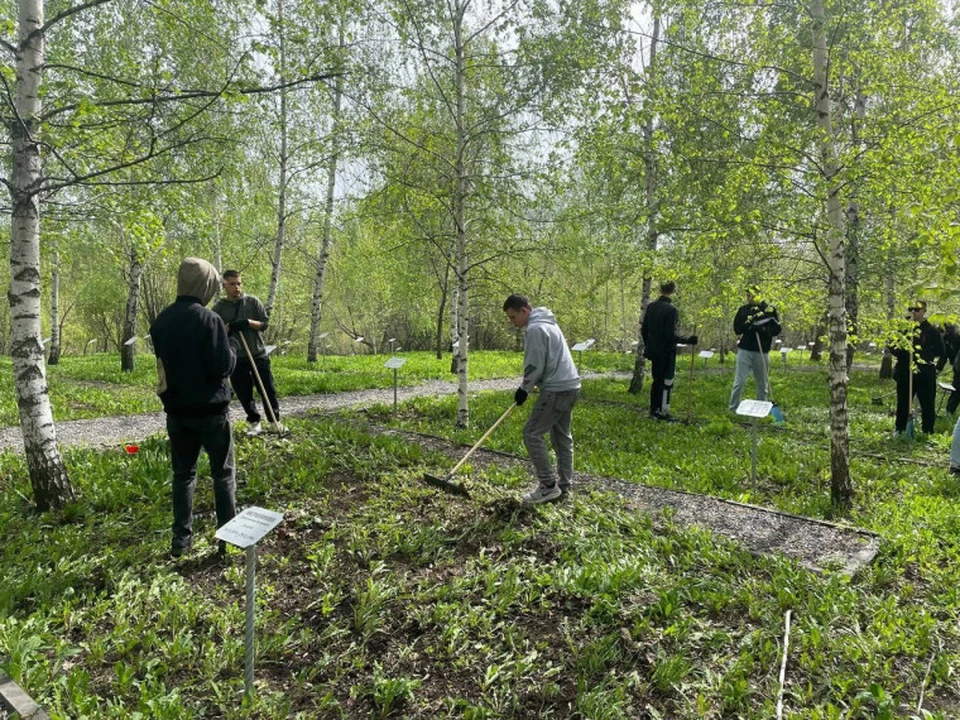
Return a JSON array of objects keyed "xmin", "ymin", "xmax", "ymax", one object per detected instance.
[{"xmin": 0, "ymin": 357, "xmax": 958, "ymax": 717}]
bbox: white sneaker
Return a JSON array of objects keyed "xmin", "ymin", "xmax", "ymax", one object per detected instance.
[
  {"xmin": 522, "ymin": 483, "xmax": 562, "ymax": 505},
  {"xmin": 270, "ymin": 421, "xmax": 289, "ymax": 435},
  {"xmin": 245, "ymin": 421, "xmax": 263, "ymax": 437}
]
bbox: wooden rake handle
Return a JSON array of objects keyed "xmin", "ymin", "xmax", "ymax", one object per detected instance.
[
  {"xmin": 448, "ymin": 402, "xmax": 517, "ymax": 476},
  {"xmin": 237, "ymin": 331, "xmax": 280, "ymax": 426}
]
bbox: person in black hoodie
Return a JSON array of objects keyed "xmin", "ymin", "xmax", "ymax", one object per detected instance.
[
  {"xmin": 151, "ymin": 257, "xmax": 238, "ymax": 558},
  {"xmin": 641, "ymin": 281, "xmax": 698, "ymax": 420},
  {"xmin": 937, "ymin": 323, "xmax": 960, "ymax": 415},
  {"xmin": 891, "ymin": 301, "xmax": 945, "ymax": 435},
  {"xmin": 728, "ymin": 285, "xmax": 782, "ymax": 411}
]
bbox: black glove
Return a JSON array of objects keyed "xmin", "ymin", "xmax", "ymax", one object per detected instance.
[
  {"xmin": 229, "ymin": 318, "xmax": 250, "ymax": 332},
  {"xmin": 514, "ymin": 388, "xmax": 528, "ymax": 406},
  {"xmin": 686, "ymin": 335, "xmax": 698, "ymax": 345}
]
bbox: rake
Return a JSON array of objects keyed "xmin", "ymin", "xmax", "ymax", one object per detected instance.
[{"xmin": 422, "ymin": 402, "xmax": 517, "ymax": 498}]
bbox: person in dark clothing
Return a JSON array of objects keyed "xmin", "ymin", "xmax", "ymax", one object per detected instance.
[
  {"xmin": 937, "ymin": 323, "xmax": 960, "ymax": 415},
  {"xmin": 640, "ymin": 281, "xmax": 698, "ymax": 420},
  {"xmin": 728, "ymin": 285, "xmax": 782, "ymax": 411},
  {"xmin": 212, "ymin": 270, "xmax": 284, "ymax": 436},
  {"xmin": 891, "ymin": 301, "xmax": 945, "ymax": 434},
  {"xmin": 151, "ymin": 257, "xmax": 238, "ymax": 558}
]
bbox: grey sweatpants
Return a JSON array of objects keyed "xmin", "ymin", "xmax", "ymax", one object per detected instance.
[
  {"xmin": 523, "ymin": 389, "xmax": 580, "ymax": 490},
  {"xmin": 728, "ymin": 349, "xmax": 769, "ymax": 410}
]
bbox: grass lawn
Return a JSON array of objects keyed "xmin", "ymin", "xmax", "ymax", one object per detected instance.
[{"xmin": 1, "ymin": 351, "xmax": 958, "ymax": 718}]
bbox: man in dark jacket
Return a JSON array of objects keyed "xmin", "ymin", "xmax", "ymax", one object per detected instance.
[
  {"xmin": 212, "ymin": 270, "xmax": 284, "ymax": 436},
  {"xmin": 728, "ymin": 285, "xmax": 782, "ymax": 411},
  {"xmin": 937, "ymin": 323, "xmax": 960, "ymax": 415},
  {"xmin": 892, "ymin": 301, "xmax": 945, "ymax": 434},
  {"xmin": 151, "ymin": 257, "xmax": 238, "ymax": 558},
  {"xmin": 640, "ymin": 281, "xmax": 697, "ymax": 420}
]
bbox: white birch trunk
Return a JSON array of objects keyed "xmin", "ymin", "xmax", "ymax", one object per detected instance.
[
  {"xmin": 812, "ymin": 0, "xmax": 852, "ymax": 508},
  {"xmin": 629, "ymin": 15, "xmax": 660, "ymax": 395},
  {"xmin": 48, "ymin": 244, "xmax": 61, "ymax": 365},
  {"xmin": 265, "ymin": 0, "xmax": 287, "ymax": 318},
  {"xmin": 453, "ymin": 0, "xmax": 469, "ymax": 427},
  {"xmin": 307, "ymin": 26, "xmax": 344, "ymax": 363},
  {"xmin": 449, "ymin": 267, "xmax": 460, "ymax": 373},
  {"xmin": 10, "ymin": 0, "xmax": 74, "ymax": 510},
  {"xmin": 120, "ymin": 251, "xmax": 144, "ymax": 372}
]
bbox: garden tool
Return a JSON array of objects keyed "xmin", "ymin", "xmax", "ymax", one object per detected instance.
[
  {"xmin": 237, "ymin": 332, "xmax": 290, "ymax": 437},
  {"xmin": 765, "ymin": 350, "xmax": 785, "ymax": 424},
  {"xmin": 686, "ymin": 328, "xmax": 696, "ymax": 423},
  {"xmin": 906, "ymin": 347, "xmax": 915, "ymax": 439},
  {"xmin": 422, "ymin": 402, "xmax": 517, "ymax": 498}
]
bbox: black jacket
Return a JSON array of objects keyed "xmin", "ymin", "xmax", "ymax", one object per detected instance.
[
  {"xmin": 892, "ymin": 319, "xmax": 945, "ymax": 378},
  {"xmin": 151, "ymin": 296, "xmax": 237, "ymax": 416},
  {"xmin": 937, "ymin": 328, "xmax": 960, "ymax": 373},
  {"xmin": 641, "ymin": 296, "xmax": 688, "ymax": 359},
  {"xmin": 734, "ymin": 302, "xmax": 782, "ymax": 353}
]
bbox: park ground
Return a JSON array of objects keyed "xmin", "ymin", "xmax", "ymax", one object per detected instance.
[{"xmin": 1, "ymin": 350, "xmax": 959, "ymax": 718}]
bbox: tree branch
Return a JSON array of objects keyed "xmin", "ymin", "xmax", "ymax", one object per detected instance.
[{"xmin": 40, "ymin": 0, "xmax": 115, "ymax": 34}]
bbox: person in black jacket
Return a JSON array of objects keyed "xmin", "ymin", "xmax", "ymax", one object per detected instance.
[
  {"xmin": 891, "ymin": 301, "xmax": 945, "ymax": 435},
  {"xmin": 640, "ymin": 281, "xmax": 697, "ymax": 420},
  {"xmin": 937, "ymin": 323, "xmax": 960, "ymax": 415},
  {"xmin": 151, "ymin": 257, "xmax": 238, "ymax": 558},
  {"xmin": 728, "ymin": 285, "xmax": 782, "ymax": 411}
]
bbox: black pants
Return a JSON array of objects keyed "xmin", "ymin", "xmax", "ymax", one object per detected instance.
[
  {"xmin": 948, "ymin": 370, "xmax": 960, "ymax": 415},
  {"xmin": 649, "ymin": 352, "xmax": 677, "ymax": 416},
  {"xmin": 167, "ymin": 412, "xmax": 236, "ymax": 551},
  {"xmin": 895, "ymin": 369, "xmax": 937, "ymax": 433},
  {"xmin": 231, "ymin": 357, "xmax": 280, "ymax": 423}
]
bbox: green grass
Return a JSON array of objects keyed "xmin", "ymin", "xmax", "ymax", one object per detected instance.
[{"xmin": 1, "ymin": 355, "xmax": 959, "ymax": 717}]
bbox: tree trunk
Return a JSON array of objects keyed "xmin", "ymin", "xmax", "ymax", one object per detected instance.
[
  {"xmin": 813, "ymin": 0, "xmax": 852, "ymax": 510},
  {"xmin": 265, "ymin": 0, "xmax": 288, "ymax": 318},
  {"xmin": 435, "ymin": 265, "xmax": 449, "ymax": 359},
  {"xmin": 454, "ymin": 0, "xmax": 470, "ymax": 428},
  {"xmin": 120, "ymin": 251, "xmax": 144, "ymax": 372},
  {"xmin": 449, "ymin": 268, "xmax": 460, "ymax": 374},
  {"xmin": 845, "ymin": 84, "xmax": 865, "ymax": 371},
  {"xmin": 307, "ymin": 28, "xmax": 343, "ymax": 364},
  {"xmin": 10, "ymin": 0, "xmax": 74, "ymax": 511},
  {"xmin": 879, "ymin": 257, "xmax": 895, "ymax": 379},
  {"xmin": 48, "ymin": 244, "xmax": 61, "ymax": 365},
  {"xmin": 628, "ymin": 16, "xmax": 660, "ymax": 395}
]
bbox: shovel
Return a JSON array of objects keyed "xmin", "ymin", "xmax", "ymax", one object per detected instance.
[
  {"xmin": 236, "ymin": 332, "xmax": 289, "ymax": 437},
  {"xmin": 422, "ymin": 403, "xmax": 517, "ymax": 498}
]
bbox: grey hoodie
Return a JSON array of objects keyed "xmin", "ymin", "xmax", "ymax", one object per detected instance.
[
  {"xmin": 521, "ymin": 307, "xmax": 581, "ymax": 393},
  {"xmin": 177, "ymin": 257, "xmax": 221, "ymax": 306}
]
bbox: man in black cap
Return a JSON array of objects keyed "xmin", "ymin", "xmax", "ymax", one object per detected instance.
[
  {"xmin": 891, "ymin": 300, "xmax": 944, "ymax": 435},
  {"xmin": 729, "ymin": 285, "xmax": 782, "ymax": 411},
  {"xmin": 641, "ymin": 281, "xmax": 697, "ymax": 420}
]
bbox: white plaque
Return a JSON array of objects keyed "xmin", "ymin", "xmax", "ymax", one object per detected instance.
[
  {"xmin": 572, "ymin": 342, "xmax": 590, "ymax": 352},
  {"xmin": 123, "ymin": 336, "xmax": 138, "ymax": 346},
  {"xmin": 319, "ymin": 332, "xmax": 330, "ymax": 340},
  {"xmin": 585, "ymin": 338, "xmax": 596, "ymax": 348},
  {"xmin": 387, "ymin": 337, "xmax": 396, "ymax": 343},
  {"xmin": 698, "ymin": 350, "xmax": 715, "ymax": 359},
  {"xmin": 384, "ymin": 356, "xmax": 406, "ymax": 369},
  {"xmin": 939, "ymin": 381, "xmax": 956, "ymax": 392},
  {"xmin": 216, "ymin": 506, "xmax": 284, "ymax": 549},
  {"xmin": 264, "ymin": 344, "xmax": 277, "ymax": 356},
  {"xmin": 780, "ymin": 347, "xmax": 792, "ymax": 353},
  {"xmin": 354, "ymin": 336, "xmax": 364, "ymax": 342},
  {"xmin": 736, "ymin": 400, "xmax": 773, "ymax": 418}
]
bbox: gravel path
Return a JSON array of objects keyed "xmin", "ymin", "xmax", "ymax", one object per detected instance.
[{"xmin": 0, "ymin": 371, "xmax": 879, "ymax": 574}]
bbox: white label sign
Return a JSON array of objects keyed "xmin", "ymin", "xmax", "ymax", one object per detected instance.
[
  {"xmin": 216, "ymin": 506, "xmax": 284, "ymax": 549},
  {"xmin": 698, "ymin": 350, "xmax": 715, "ymax": 359},
  {"xmin": 384, "ymin": 356, "xmax": 406, "ymax": 369},
  {"xmin": 572, "ymin": 342, "xmax": 591, "ymax": 352},
  {"xmin": 736, "ymin": 400, "xmax": 773, "ymax": 418},
  {"xmin": 123, "ymin": 336, "xmax": 138, "ymax": 346},
  {"xmin": 264, "ymin": 344, "xmax": 277, "ymax": 356},
  {"xmin": 780, "ymin": 347, "xmax": 792, "ymax": 353}
]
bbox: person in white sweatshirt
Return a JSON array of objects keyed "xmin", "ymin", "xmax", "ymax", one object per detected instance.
[{"xmin": 503, "ymin": 294, "xmax": 582, "ymax": 504}]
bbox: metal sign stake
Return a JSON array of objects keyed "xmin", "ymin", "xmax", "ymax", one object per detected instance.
[{"xmin": 244, "ymin": 544, "xmax": 256, "ymax": 699}]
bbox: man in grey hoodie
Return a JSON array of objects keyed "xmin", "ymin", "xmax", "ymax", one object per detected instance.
[
  {"xmin": 151, "ymin": 257, "xmax": 238, "ymax": 558},
  {"xmin": 504, "ymin": 295, "xmax": 581, "ymax": 504}
]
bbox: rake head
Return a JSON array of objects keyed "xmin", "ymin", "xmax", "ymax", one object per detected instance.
[{"xmin": 422, "ymin": 472, "xmax": 470, "ymax": 498}]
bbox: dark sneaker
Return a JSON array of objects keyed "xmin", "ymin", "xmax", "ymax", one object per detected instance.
[
  {"xmin": 656, "ymin": 413, "xmax": 680, "ymax": 423},
  {"xmin": 522, "ymin": 483, "xmax": 562, "ymax": 505},
  {"xmin": 170, "ymin": 542, "xmax": 191, "ymax": 559}
]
